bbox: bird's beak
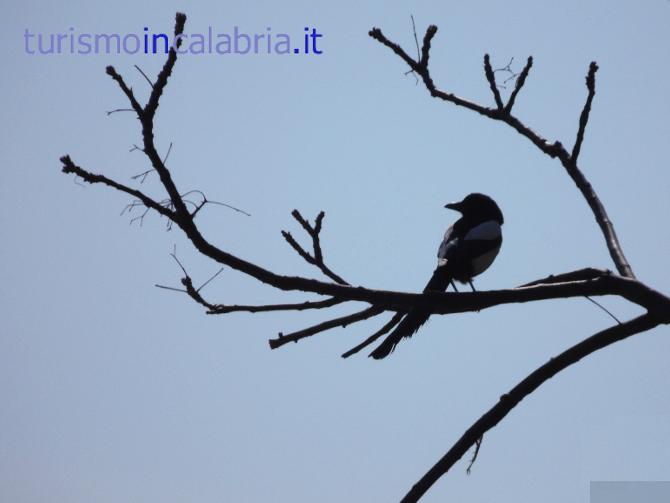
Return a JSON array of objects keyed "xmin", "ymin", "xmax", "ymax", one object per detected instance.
[{"xmin": 445, "ymin": 201, "xmax": 462, "ymax": 212}]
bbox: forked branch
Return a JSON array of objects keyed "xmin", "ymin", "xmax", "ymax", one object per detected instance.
[
  {"xmin": 58, "ymin": 13, "xmax": 668, "ymax": 503},
  {"xmin": 370, "ymin": 25, "xmax": 634, "ymax": 278}
]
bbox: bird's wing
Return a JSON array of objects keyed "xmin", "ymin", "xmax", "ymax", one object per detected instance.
[
  {"xmin": 438, "ymin": 220, "xmax": 502, "ymax": 268},
  {"xmin": 463, "ymin": 220, "xmax": 501, "ymax": 241},
  {"xmin": 437, "ymin": 225, "xmax": 458, "ymax": 265}
]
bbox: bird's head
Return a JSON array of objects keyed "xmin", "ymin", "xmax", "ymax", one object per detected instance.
[{"xmin": 445, "ymin": 193, "xmax": 504, "ymax": 224}]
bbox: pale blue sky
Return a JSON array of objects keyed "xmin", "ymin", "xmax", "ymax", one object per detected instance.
[{"xmin": 1, "ymin": 1, "xmax": 669, "ymax": 502}]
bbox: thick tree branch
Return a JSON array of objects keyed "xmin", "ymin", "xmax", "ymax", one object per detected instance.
[
  {"xmin": 144, "ymin": 13, "xmax": 186, "ymax": 120},
  {"xmin": 58, "ymin": 12, "xmax": 670, "ymax": 503},
  {"xmin": 369, "ymin": 25, "xmax": 635, "ymax": 278},
  {"xmin": 58, "ymin": 151, "xmax": 670, "ymax": 319},
  {"xmin": 61, "ymin": 14, "xmax": 656, "ymax": 342},
  {"xmin": 400, "ymin": 313, "xmax": 661, "ymax": 502}
]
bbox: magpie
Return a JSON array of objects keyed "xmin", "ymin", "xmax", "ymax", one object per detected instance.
[{"xmin": 369, "ymin": 193, "xmax": 504, "ymax": 359}]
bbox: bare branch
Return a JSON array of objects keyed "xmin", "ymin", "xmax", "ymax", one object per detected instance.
[
  {"xmin": 520, "ymin": 267, "xmax": 609, "ymax": 287},
  {"xmin": 132, "ymin": 142, "xmax": 173, "ymax": 183},
  {"xmin": 105, "ymin": 13, "xmax": 192, "ymax": 225},
  {"xmin": 561, "ymin": 156, "xmax": 635, "ymax": 278},
  {"xmin": 105, "ymin": 66, "xmax": 143, "ymax": 115},
  {"xmin": 197, "ymin": 267, "xmax": 224, "ymax": 292},
  {"xmin": 571, "ymin": 62, "xmax": 598, "ymax": 162},
  {"xmin": 282, "ymin": 210, "xmax": 347, "ymax": 285},
  {"xmin": 400, "ymin": 313, "xmax": 661, "ymax": 502},
  {"xmin": 369, "ymin": 26, "xmax": 634, "ymax": 278},
  {"xmin": 269, "ymin": 306, "xmax": 384, "ymax": 349},
  {"xmin": 60, "ymin": 155, "xmax": 175, "ymax": 220},
  {"xmin": 483, "ymin": 54, "xmax": 504, "ymax": 110},
  {"xmin": 419, "ymin": 24, "xmax": 437, "ymax": 69},
  {"xmin": 504, "ymin": 56, "xmax": 533, "ymax": 114},
  {"xmin": 156, "ymin": 260, "xmax": 344, "ymax": 315},
  {"xmin": 59, "ymin": 13, "xmax": 670, "ymax": 503},
  {"xmin": 369, "ymin": 27, "xmax": 420, "ymax": 73},
  {"xmin": 58, "ymin": 151, "xmax": 670, "ymax": 317},
  {"xmin": 209, "ymin": 297, "xmax": 344, "ymax": 315},
  {"xmin": 144, "ymin": 12, "xmax": 187, "ymax": 120}
]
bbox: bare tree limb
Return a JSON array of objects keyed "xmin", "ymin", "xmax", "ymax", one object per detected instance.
[
  {"xmin": 105, "ymin": 66, "xmax": 143, "ymax": 114},
  {"xmin": 60, "ymin": 155, "xmax": 175, "ymax": 220},
  {"xmin": 369, "ymin": 25, "xmax": 635, "ymax": 278},
  {"xmin": 572, "ymin": 62, "xmax": 598, "ymax": 162},
  {"xmin": 483, "ymin": 54, "xmax": 503, "ymax": 110},
  {"xmin": 269, "ymin": 306, "xmax": 385, "ymax": 349},
  {"xmin": 56, "ymin": 153, "xmax": 670, "ymax": 319},
  {"xmin": 208, "ymin": 297, "xmax": 344, "ymax": 315},
  {"xmin": 504, "ymin": 56, "xmax": 533, "ymax": 114},
  {"xmin": 58, "ymin": 13, "xmax": 670, "ymax": 503},
  {"xmin": 520, "ymin": 267, "xmax": 609, "ymax": 287},
  {"xmin": 400, "ymin": 313, "xmax": 661, "ymax": 502},
  {"xmin": 282, "ymin": 210, "xmax": 348, "ymax": 285},
  {"xmin": 156, "ymin": 263, "xmax": 345, "ymax": 314}
]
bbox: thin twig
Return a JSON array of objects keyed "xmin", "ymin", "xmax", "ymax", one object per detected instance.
[
  {"xmin": 134, "ymin": 64, "xmax": 155, "ymax": 88},
  {"xmin": 155, "ymin": 284, "xmax": 187, "ymax": 293},
  {"xmin": 197, "ymin": 267, "xmax": 224, "ymax": 293},
  {"xmin": 106, "ymin": 108, "xmax": 135, "ymax": 115},
  {"xmin": 410, "ymin": 15, "xmax": 420, "ymax": 60},
  {"xmin": 205, "ymin": 200, "xmax": 252, "ymax": 217},
  {"xmin": 162, "ymin": 142, "xmax": 173, "ymax": 164},
  {"xmin": 584, "ymin": 296, "xmax": 621, "ymax": 325},
  {"xmin": 465, "ymin": 435, "xmax": 483, "ymax": 475}
]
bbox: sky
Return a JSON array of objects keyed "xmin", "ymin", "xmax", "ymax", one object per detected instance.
[{"xmin": 1, "ymin": 0, "xmax": 669, "ymax": 502}]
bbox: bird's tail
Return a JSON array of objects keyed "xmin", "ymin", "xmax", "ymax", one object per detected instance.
[{"xmin": 369, "ymin": 265, "xmax": 452, "ymax": 359}]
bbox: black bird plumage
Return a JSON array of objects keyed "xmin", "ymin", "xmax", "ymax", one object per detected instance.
[{"xmin": 369, "ymin": 193, "xmax": 504, "ymax": 359}]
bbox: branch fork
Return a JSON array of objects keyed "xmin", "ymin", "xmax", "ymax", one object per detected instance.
[{"xmin": 59, "ymin": 12, "xmax": 668, "ymax": 503}]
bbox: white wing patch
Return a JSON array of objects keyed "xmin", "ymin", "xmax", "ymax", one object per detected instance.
[
  {"xmin": 437, "ymin": 225, "xmax": 455, "ymax": 260},
  {"xmin": 470, "ymin": 247, "xmax": 500, "ymax": 276},
  {"xmin": 463, "ymin": 220, "xmax": 501, "ymax": 241}
]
